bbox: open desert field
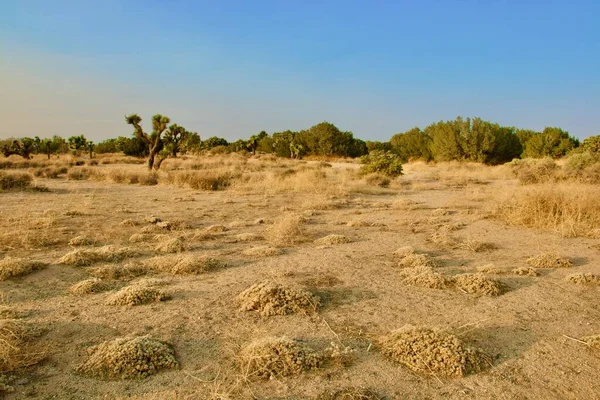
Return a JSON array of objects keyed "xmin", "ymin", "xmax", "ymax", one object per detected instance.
[{"xmin": 1, "ymin": 154, "xmax": 599, "ymax": 399}]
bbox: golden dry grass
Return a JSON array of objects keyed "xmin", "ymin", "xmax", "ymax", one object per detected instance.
[
  {"xmin": 145, "ymin": 254, "xmax": 226, "ymax": 275},
  {"xmin": 69, "ymin": 278, "xmax": 111, "ymax": 295},
  {"xmin": 265, "ymin": 213, "xmax": 307, "ymax": 247},
  {"xmin": 526, "ymin": 253, "xmax": 573, "ymax": 268},
  {"xmin": 0, "ymin": 257, "xmax": 47, "ymax": 281},
  {"xmin": 237, "ymin": 281, "xmax": 320, "ymax": 316},
  {"xmin": 58, "ymin": 246, "xmax": 138, "ymax": 266},
  {"xmin": 106, "ymin": 285, "xmax": 170, "ymax": 306}
]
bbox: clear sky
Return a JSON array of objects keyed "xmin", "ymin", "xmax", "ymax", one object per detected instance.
[{"xmin": 1, "ymin": 0, "xmax": 599, "ymax": 142}]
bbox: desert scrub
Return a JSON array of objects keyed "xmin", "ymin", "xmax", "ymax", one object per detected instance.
[
  {"xmin": 359, "ymin": 151, "xmax": 403, "ymax": 177},
  {"xmin": 106, "ymin": 285, "xmax": 170, "ymax": 306},
  {"xmin": 238, "ymin": 337, "xmax": 322, "ymax": 380},
  {"xmin": 0, "ymin": 257, "xmax": 47, "ymax": 281},
  {"xmin": 58, "ymin": 246, "xmax": 138, "ymax": 266},
  {"xmin": 0, "ymin": 318, "xmax": 44, "ymax": 373},
  {"xmin": 508, "ymin": 158, "xmax": 558, "ymax": 184},
  {"xmin": 565, "ymin": 273, "xmax": 600, "ymax": 285},
  {"xmin": 0, "ymin": 171, "xmax": 33, "ymax": 190},
  {"xmin": 378, "ymin": 325, "xmax": 491, "ymax": 378},
  {"xmin": 265, "ymin": 213, "xmax": 307, "ymax": 246},
  {"xmin": 238, "ymin": 281, "xmax": 320, "ymax": 316},
  {"xmin": 154, "ymin": 236, "xmax": 186, "ymax": 253},
  {"xmin": 452, "ymin": 273, "xmax": 504, "ymax": 296},
  {"xmin": 69, "ymin": 278, "xmax": 111, "ymax": 295},
  {"xmin": 145, "ymin": 254, "xmax": 226, "ymax": 275},
  {"xmin": 526, "ymin": 253, "xmax": 572, "ymax": 268},
  {"xmin": 68, "ymin": 235, "xmax": 94, "ymax": 246},
  {"xmin": 241, "ymin": 246, "xmax": 282, "ymax": 257},
  {"xmin": 76, "ymin": 336, "xmax": 178, "ymax": 379},
  {"xmin": 399, "ymin": 265, "xmax": 450, "ymax": 290}
]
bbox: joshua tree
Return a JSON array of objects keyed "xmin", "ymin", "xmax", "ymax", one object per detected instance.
[{"xmin": 125, "ymin": 114, "xmax": 170, "ymax": 170}]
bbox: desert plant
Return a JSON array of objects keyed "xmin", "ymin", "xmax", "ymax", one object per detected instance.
[{"xmin": 360, "ymin": 151, "xmax": 403, "ymax": 177}]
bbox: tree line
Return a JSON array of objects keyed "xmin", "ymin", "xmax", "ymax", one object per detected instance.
[{"xmin": 2, "ymin": 115, "xmax": 597, "ymax": 170}]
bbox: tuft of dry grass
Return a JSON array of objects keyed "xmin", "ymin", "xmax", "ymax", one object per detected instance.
[
  {"xmin": 154, "ymin": 237, "xmax": 186, "ymax": 253},
  {"xmin": 265, "ymin": 213, "xmax": 307, "ymax": 247},
  {"xmin": 452, "ymin": 273, "xmax": 504, "ymax": 296},
  {"xmin": 583, "ymin": 335, "xmax": 600, "ymax": 349},
  {"xmin": 235, "ymin": 233, "xmax": 262, "ymax": 242},
  {"xmin": 0, "ymin": 318, "xmax": 45, "ymax": 373},
  {"xmin": 512, "ymin": 267, "xmax": 539, "ymax": 276},
  {"xmin": 106, "ymin": 285, "xmax": 170, "ymax": 306},
  {"xmin": 395, "ymin": 248, "xmax": 439, "ymax": 269},
  {"xmin": 565, "ymin": 273, "xmax": 600, "ymax": 285},
  {"xmin": 91, "ymin": 262, "xmax": 149, "ymax": 280},
  {"xmin": 0, "ymin": 171, "xmax": 33, "ymax": 190},
  {"xmin": 378, "ymin": 325, "xmax": 491, "ymax": 378},
  {"xmin": 69, "ymin": 278, "xmax": 111, "ymax": 295},
  {"xmin": 238, "ymin": 281, "xmax": 320, "ymax": 316},
  {"xmin": 238, "ymin": 336, "xmax": 322, "ymax": 380},
  {"xmin": 146, "ymin": 254, "xmax": 226, "ymax": 275},
  {"xmin": 315, "ymin": 234, "xmax": 352, "ymax": 245},
  {"xmin": 68, "ymin": 235, "xmax": 94, "ymax": 246},
  {"xmin": 58, "ymin": 246, "xmax": 138, "ymax": 266},
  {"xmin": 241, "ymin": 246, "xmax": 282, "ymax": 257},
  {"xmin": 76, "ymin": 336, "xmax": 178, "ymax": 379},
  {"xmin": 0, "ymin": 257, "xmax": 47, "ymax": 281},
  {"xmin": 129, "ymin": 233, "xmax": 152, "ymax": 243},
  {"xmin": 526, "ymin": 253, "xmax": 573, "ymax": 268},
  {"xmin": 399, "ymin": 266, "xmax": 450, "ymax": 290}
]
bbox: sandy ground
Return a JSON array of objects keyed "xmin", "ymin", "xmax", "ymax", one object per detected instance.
[{"xmin": 1, "ymin": 160, "xmax": 599, "ymax": 399}]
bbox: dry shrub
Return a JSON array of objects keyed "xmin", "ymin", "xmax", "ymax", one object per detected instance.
[
  {"xmin": 400, "ymin": 266, "xmax": 449, "ymax": 289},
  {"xmin": 68, "ymin": 235, "xmax": 94, "ymax": 246},
  {"xmin": 0, "ymin": 257, "xmax": 47, "ymax": 280},
  {"xmin": 323, "ymin": 342, "xmax": 356, "ymax": 369},
  {"xmin": 512, "ymin": 267, "xmax": 539, "ymax": 276},
  {"xmin": 58, "ymin": 246, "xmax": 138, "ymax": 266},
  {"xmin": 238, "ymin": 337, "xmax": 322, "ymax": 380},
  {"xmin": 476, "ymin": 265, "xmax": 507, "ymax": 275},
  {"xmin": 0, "ymin": 319, "xmax": 44, "ymax": 373},
  {"xmin": 76, "ymin": 336, "xmax": 178, "ymax": 379},
  {"xmin": 169, "ymin": 170, "xmax": 233, "ymax": 190},
  {"xmin": 378, "ymin": 325, "xmax": 491, "ymax": 378},
  {"xmin": 67, "ymin": 167, "xmax": 90, "ymax": 180},
  {"xmin": 91, "ymin": 263, "xmax": 149, "ymax": 280},
  {"xmin": 509, "ymin": 158, "xmax": 558, "ymax": 184},
  {"xmin": 146, "ymin": 254, "xmax": 226, "ymax": 275},
  {"xmin": 154, "ymin": 237, "xmax": 186, "ymax": 253},
  {"xmin": 491, "ymin": 184, "xmax": 600, "ymax": 237},
  {"xmin": 315, "ymin": 234, "xmax": 352, "ymax": 245},
  {"xmin": 241, "ymin": 246, "xmax": 282, "ymax": 257},
  {"xmin": 428, "ymin": 229, "xmax": 460, "ymax": 249},
  {"xmin": 265, "ymin": 214, "xmax": 307, "ymax": 247},
  {"xmin": 317, "ymin": 388, "xmax": 382, "ymax": 400},
  {"xmin": 584, "ymin": 335, "xmax": 600, "ymax": 349},
  {"xmin": 106, "ymin": 285, "xmax": 170, "ymax": 306},
  {"xmin": 526, "ymin": 253, "xmax": 573, "ymax": 268},
  {"xmin": 140, "ymin": 225, "xmax": 163, "ymax": 234},
  {"xmin": 458, "ymin": 239, "xmax": 497, "ymax": 253},
  {"xmin": 238, "ymin": 281, "xmax": 320, "ymax": 316},
  {"xmin": 235, "ymin": 233, "xmax": 262, "ymax": 242},
  {"xmin": 129, "ymin": 233, "xmax": 152, "ymax": 243},
  {"xmin": 452, "ymin": 273, "xmax": 503, "ymax": 296},
  {"xmin": 0, "ymin": 171, "xmax": 32, "ymax": 190},
  {"xmin": 565, "ymin": 273, "xmax": 600, "ymax": 285},
  {"xmin": 69, "ymin": 278, "xmax": 111, "ymax": 295},
  {"xmin": 395, "ymin": 248, "xmax": 439, "ymax": 269}
]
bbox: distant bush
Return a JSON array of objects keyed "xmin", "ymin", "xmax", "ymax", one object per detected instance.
[
  {"xmin": 508, "ymin": 158, "xmax": 558, "ymax": 184},
  {"xmin": 360, "ymin": 151, "xmax": 403, "ymax": 177},
  {"xmin": 0, "ymin": 172, "xmax": 33, "ymax": 190}
]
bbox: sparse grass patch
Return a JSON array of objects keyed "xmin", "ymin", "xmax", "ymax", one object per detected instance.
[
  {"xmin": 241, "ymin": 246, "xmax": 282, "ymax": 257},
  {"xmin": 106, "ymin": 285, "xmax": 170, "ymax": 306},
  {"xmin": 76, "ymin": 336, "xmax": 178, "ymax": 379},
  {"xmin": 526, "ymin": 253, "xmax": 573, "ymax": 268},
  {"xmin": 154, "ymin": 236, "xmax": 186, "ymax": 253},
  {"xmin": 565, "ymin": 273, "xmax": 600, "ymax": 285},
  {"xmin": 91, "ymin": 263, "xmax": 149, "ymax": 280},
  {"xmin": 399, "ymin": 265, "xmax": 450, "ymax": 289},
  {"xmin": 58, "ymin": 246, "xmax": 138, "ymax": 266},
  {"xmin": 146, "ymin": 254, "xmax": 226, "ymax": 275},
  {"xmin": 452, "ymin": 273, "xmax": 504, "ymax": 296},
  {"xmin": 68, "ymin": 235, "xmax": 94, "ymax": 246},
  {"xmin": 0, "ymin": 318, "xmax": 45, "ymax": 373},
  {"xmin": 395, "ymin": 248, "xmax": 439, "ymax": 269},
  {"xmin": 315, "ymin": 234, "xmax": 352, "ymax": 245},
  {"xmin": 238, "ymin": 281, "xmax": 320, "ymax": 316},
  {"xmin": 512, "ymin": 267, "xmax": 539, "ymax": 276},
  {"xmin": 69, "ymin": 278, "xmax": 111, "ymax": 295},
  {"xmin": 378, "ymin": 325, "xmax": 491, "ymax": 378},
  {"xmin": 265, "ymin": 213, "xmax": 307, "ymax": 247},
  {"xmin": 0, "ymin": 171, "xmax": 32, "ymax": 191},
  {"xmin": 0, "ymin": 257, "xmax": 47, "ymax": 280},
  {"xmin": 238, "ymin": 336, "xmax": 322, "ymax": 380}
]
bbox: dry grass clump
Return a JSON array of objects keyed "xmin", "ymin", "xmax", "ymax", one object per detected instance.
[
  {"xmin": 400, "ymin": 266, "xmax": 449, "ymax": 289},
  {"xmin": 91, "ymin": 262, "xmax": 149, "ymax": 280},
  {"xmin": 76, "ymin": 336, "xmax": 178, "ymax": 379},
  {"xmin": 583, "ymin": 335, "xmax": 600, "ymax": 349},
  {"xmin": 317, "ymin": 387, "xmax": 383, "ymax": 400},
  {"xmin": 452, "ymin": 273, "xmax": 504, "ymax": 296},
  {"xmin": 154, "ymin": 237, "xmax": 186, "ymax": 253},
  {"xmin": 241, "ymin": 246, "xmax": 282, "ymax": 257},
  {"xmin": 68, "ymin": 235, "xmax": 94, "ymax": 246},
  {"xmin": 235, "ymin": 233, "xmax": 262, "ymax": 242},
  {"xmin": 68, "ymin": 278, "xmax": 111, "ymax": 295},
  {"xmin": 508, "ymin": 158, "xmax": 558, "ymax": 184},
  {"xmin": 428, "ymin": 229, "xmax": 460, "ymax": 249},
  {"xmin": 146, "ymin": 254, "xmax": 226, "ymax": 275},
  {"xmin": 120, "ymin": 218, "xmax": 138, "ymax": 227},
  {"xmin": 0, "ymin": 171, "xmax": 33, "ymax": 190},
  {"xmin": 238, "ymin": 281, "xmax": 320, "ymax": 316},
  {"xmin": 395, "ymin": 248, "xmax": 439, "ymax": 269},
  {"xmin": 459, "ymin": 239, "xmax": 497, "ymax": 253},
  {"xmin": 0, "ymin": 318, "xmax": 44, "ymax": 373},
  {"xmin": 106, "ymin": 285, "xmax": 170, "ymax": 306},
  {"xmin": 238, "ymin": 336, "xmax": 322, "ymax": 380},
  {"xmin": 315, "ymin": 234, "xmax": 352, "ymax": 245},
  {"xmin": 0, "ymin": 257, "xmax": 47, "ymax": 281},
  {"xmin": 129, "ymin": 233, "xmax": 152, "ymax": 243},
  {"xmin": 265, "ymin": 213, "xmax": 307, "ymax": 247},
  {"xmin": 378, "ymin": 325, "xmax": 491, "ymax": 378},
  {"xmin": 526, "ymin": 253, "xmax": 573, "ymax": 268},
  {"xmin": 476, "ymin": 265, "xmax": 508, "ymax": 274},
  {"xmin": 512, "ymin": 267, "xmax": 539, "ymax": 276},
  {"xmin": 565, "ymin": 273, "xmax": 600, "ymax": 285},
  {"xmin": 58, "ymin": 246, "xmax": 138, "ymax": 266},
  {"xmin": 491, "ymin": 184, "xmax": 600, "ymax": 238},
  {"xmin": 139, "ymin": 225, "xmax": 163, "ymax": 234}
]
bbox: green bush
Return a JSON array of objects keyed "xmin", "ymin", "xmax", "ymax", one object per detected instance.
[{"xmin": 360, "ymin": 151, "xmax": 403, "ymax": 177}]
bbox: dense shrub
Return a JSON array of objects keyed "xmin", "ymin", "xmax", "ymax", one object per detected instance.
[
  {"xmin": 360, "ymin": 151, "xmax": 403, "ymax": 177},
  {"xmin": 0, "ymin": 172, "xmax": 33, "ymax": 190}
]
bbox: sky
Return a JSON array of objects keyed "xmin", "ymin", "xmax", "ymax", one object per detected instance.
[{"xmin": 1, "ymin": 0, "xmax": 599, "ymax": 142}]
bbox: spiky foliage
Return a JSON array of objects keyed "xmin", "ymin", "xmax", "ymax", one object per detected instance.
[{"xmin": 125, "ymin": 114, "xmax": 171, "ymax": 170}]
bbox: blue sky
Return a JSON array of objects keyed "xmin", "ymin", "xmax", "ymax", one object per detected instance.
[{"xmin": 1, "ymin": 0, "xmax": 599, "ymax": 142}]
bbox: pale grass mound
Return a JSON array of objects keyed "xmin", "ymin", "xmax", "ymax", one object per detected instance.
[
  {"xmin": 459, "ymin": 239, "xmax": 497, "ymax": 253},
  {"xmin": 242, "ymin": 246, "xmax": 282, "ymax": 257},
  {"xmin": 204, "ymin": 225, "xmax": 228, "ymax": 233},
  {"xmin": 0, "ymin": 319, "xmax": 44, "ymax": 373},
  {"xmin": 107, "ymin": 285, "xmax": 170, "ymax": 306},
  {"xmin": 238, "ymin": 281, "xmax": 320, "ymax": 316},
  {"xmin": 566, "ymin": 273, "xmax": 600, "ymax": 285},
  {"xmin": 129, "ymin": 233, "xmax": 152, "ymax": 243},
  {"xmin": 428, "ymin": 229, "xmax": 460, "ymax": 249},
  {"xmin": 0, "ymin": 257, "xmax": 47, "ymax": 280},
  {"xmin": 512, "ymin": 267, "xmax": 540, "ymax": 276},
  {"xmin": 238, "ymin": 337, "xmax": 322, "ymax": 380},
  {"xmin": 58, "ymin": 246, "xmax": 137, "ymax": 267},
  {"xmin": 76, "ymin": 336, "xmax": 178, "ymax": 380},
  {"xmin": 526, "ymin": 253, "xmax": 573, "ymax": 268},
  {"xmin": 235, "ymin": 233, "xmax": 262, "ymax": 242},
  {"xmin": 91, "ymin": 262, "xmax": 149, "ymax": 280},
  {"xmin": 394, "ymin": 247, "xmax": 438, "ymax": 269},
  {"xmin": 379, "ymin": 325, "xmax": 491, "ymax": 378},
  {"xmin": 146, "ymin": 254, "xmax": 226, "ymax": 275},
  {"xmin": 400, "ymin": 266, "xmax": 449, "ymax": 290},
  {"xmin": 317, "ymin": 387, "xmax": 382, "ymax": 400},
  {"xmin": 68, "ymin": 235, "xmax": 94, "ymax": 246},
  {"xmin": 315, "ymin": 234, "xmax": 352, "ymax": 245},
  {"xmin": 583, "ymin": 335, "xmax": 600, "ymax": 349},
  {"xmin": 265, "ymin": 213, "xmax": 306, "ymax": 247},
  {"xmin": 452, "ymin": 273, "xmax": 504, "ymax": 296},
  {"xmin": 154, "ymin": 237, "xmax": 186, "ymax": 253},
  {"xmin": 69, "ymin": 278, "xmax": 111, "ymax": 295}
]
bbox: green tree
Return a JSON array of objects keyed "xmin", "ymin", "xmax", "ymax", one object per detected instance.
[
  {"xmin": 1, "ymin": 138, "xmax": 36, "ymax": 159},
  {"xmin": 125, "ymin": 114, "xmax": 170, "ymax": 170},
  {"xmin": 427, "ymin": 118, "xmax": 467, "ymax": 162},
  {"xmin": 581, "ymin": 134, "xmax": 600, "ymax": 153},
  {"xmin": 390, "ymin": 127, "xmax": 433, "ymax": 161},
  {"xmin": 68, "ymin": 135, "xmax": 88, "ymax": 154},
  {"xmin": 522, "ymin": 127, "xmax": 579, "ymax": 158}
]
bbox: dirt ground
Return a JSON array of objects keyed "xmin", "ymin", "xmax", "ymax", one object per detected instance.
[{"xmin": 1, "ymin": 157, "xmax": 599, "ymax": 399}]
